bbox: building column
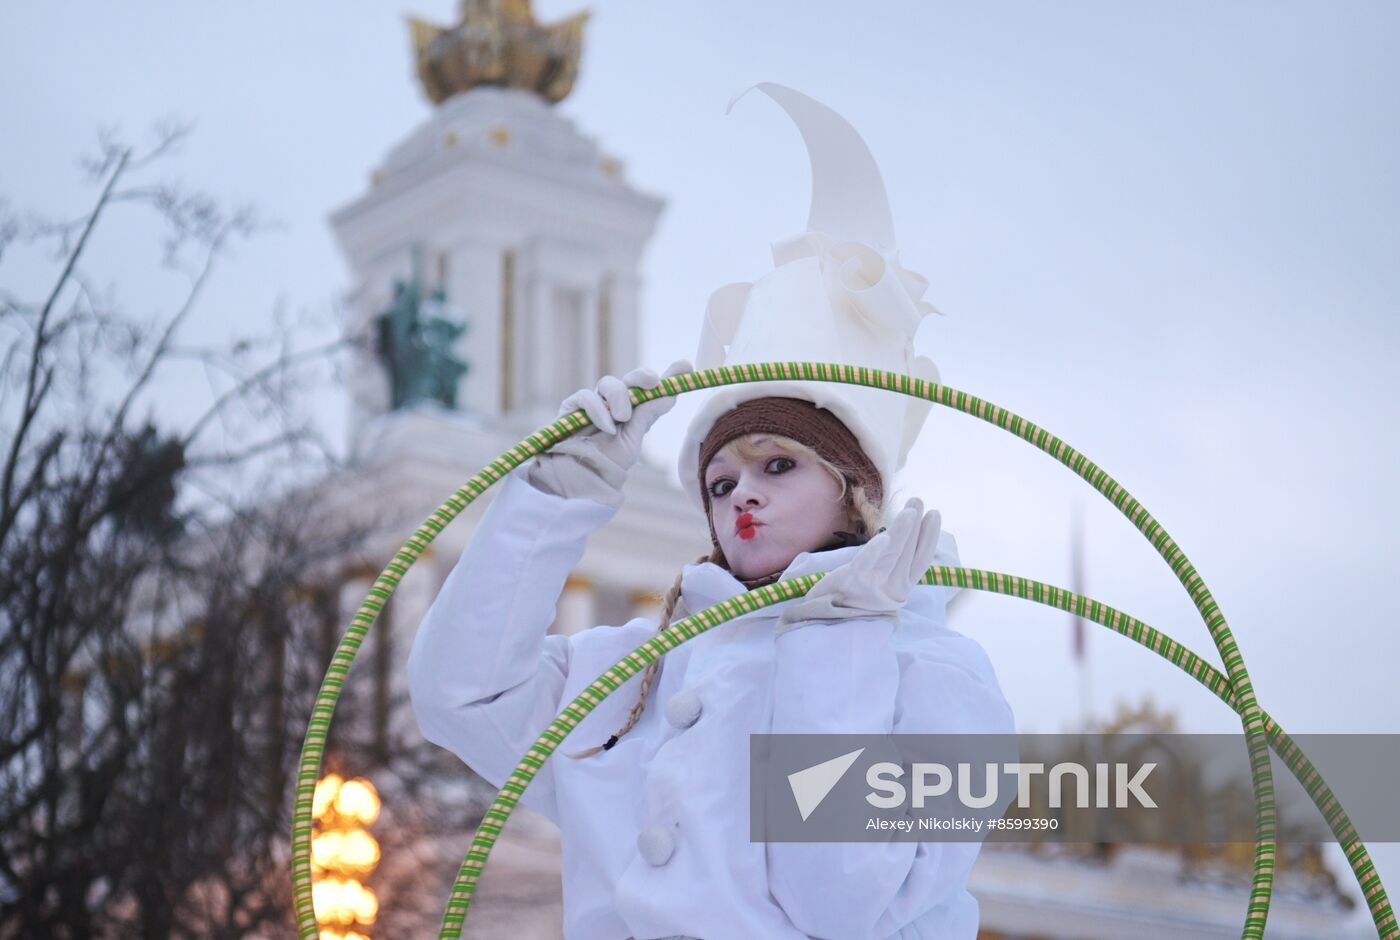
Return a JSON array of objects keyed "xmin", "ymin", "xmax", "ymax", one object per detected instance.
[
  {"xmin": 629, "ymin": 589, "xmax": 663, "ymax": 625},
  {"xmin": 523, "ymin": 261, "xmax": 551, "ymax": 415},
  {"xmin": 579, "ymin": 284, "xmax": 599, "ymax": 383},
  {"xmin": 553, "ymin": 575, "xmax": 596, "ymax": 637}
]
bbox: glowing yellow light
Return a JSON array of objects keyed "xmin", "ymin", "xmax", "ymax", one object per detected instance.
[
  {"xmin": 336, "ymin": 882, "xmax": 360, "ymax": 925},
  {"xmin": 311, "ymin": 831, "xmax": 345, "ymax": 870},
  {"xmin": 326, "ymin": 881, "xmax": 350, "ymax": 925},
  {"xmin": 313, "ymin": 774, "xmax": 344, "ymax": 820},
  {"xmin": 311, "ymin": 878, "xmax": 341, "ymax": 923},
  {"xmin": 341, "ymin": 828, "xmax": 381, "ymax": 870},
  {"xmin": 319, "ymin": 879, "xmax": 375, "ymax": 925},
  {"xmin": 313, "ymin": 773, "xmax": 380, "ymax": 933},
  {"xmin": 334, "ymin": 779, "xmax": 380, "ymax": 825}
]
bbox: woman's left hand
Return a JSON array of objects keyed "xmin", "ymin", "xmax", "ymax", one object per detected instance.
[{"xmin": 775, "ymin": 498, "xmax": 941, "ymax": 635}]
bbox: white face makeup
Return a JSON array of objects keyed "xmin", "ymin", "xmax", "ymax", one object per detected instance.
[{"xmin": 704, "ymin": 437, "xmax": 850, "ymax": 581}]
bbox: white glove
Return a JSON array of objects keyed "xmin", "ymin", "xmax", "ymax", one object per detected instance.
[
  {"xmin": 527, "ymin": 360, "xmax": 692, "ymax": 508},
  {"xmin": 775, "ymin": 498, "xmax": 942, "ymax": 636}
]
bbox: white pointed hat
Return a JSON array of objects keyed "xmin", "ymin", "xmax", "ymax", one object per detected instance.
[{"xmin": 677, "ymin": 83, "xmax": 942, "ymax": 511}]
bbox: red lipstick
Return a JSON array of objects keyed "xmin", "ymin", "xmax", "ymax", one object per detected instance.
[{"xmin": 736, "ymin": 512, "xmax": 758, "ymax": 541}]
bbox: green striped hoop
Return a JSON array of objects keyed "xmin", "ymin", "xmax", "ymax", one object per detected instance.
[
  {"xmin": 441, "ymin": 569, "xmax": 1393, "ymax": 940},
  {"xmin": 289, "ymin": 363, "xmax": 1394, "ymax": 940}
]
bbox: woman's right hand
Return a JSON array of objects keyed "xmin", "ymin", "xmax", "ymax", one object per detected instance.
[
  {"xmin": 555, "ymin": 360, "xmax": 691, "ymax": 469},
  {"xmin": 528, "ymin": 360, "xmax": 692, "ymax": 507}
]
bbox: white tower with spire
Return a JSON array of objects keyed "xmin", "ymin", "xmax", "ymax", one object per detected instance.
[
  {"xmin": 326, "ymin": 2, "xmax": 701, "ymax": 649},
  {"xmin": 331, "ymin": 91, "xmax": 662, "ymax": 442}
]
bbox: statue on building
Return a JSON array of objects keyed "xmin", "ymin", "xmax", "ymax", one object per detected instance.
[
  {"xmin": 409, "ymin": 0, "xmax": 589, "ymax": 106},
  {"xmin": 374, "ymin": 259, "xmax": 469, "ymax": 411}
]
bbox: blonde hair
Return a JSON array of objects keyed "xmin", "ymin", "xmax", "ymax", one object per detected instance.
[{"xmin": 566, "ymin": 433, "xmax": 882, "ymax": 759}]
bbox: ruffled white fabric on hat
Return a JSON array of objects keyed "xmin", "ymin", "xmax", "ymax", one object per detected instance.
[{"xmin": 678, "ymin": 84, "xmax": 942, "ymax": 511}]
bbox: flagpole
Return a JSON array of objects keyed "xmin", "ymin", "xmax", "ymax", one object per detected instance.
[{"xmin": 1071, "ymin": 502, "xmax": 1094, "ymax": 733}]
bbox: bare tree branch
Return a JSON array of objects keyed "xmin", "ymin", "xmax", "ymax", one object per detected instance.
[
  {"xmin": 180, "ymin": 331, "xmax": 357, "ymax": 451},
  {"xmin": 0, "ymin": 124, "xmax": 407, "ymax": 938},
  {"xmin": 0, "ymin": 148, "xmax": 129, "ymax": 528}
]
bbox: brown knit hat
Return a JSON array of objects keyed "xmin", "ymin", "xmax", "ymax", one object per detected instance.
[{"xmin": 697, "ymin": 397, "xmax": 883, "ymax": 560}]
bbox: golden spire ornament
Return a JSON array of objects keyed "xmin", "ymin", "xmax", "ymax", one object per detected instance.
[{"xmin": 409, "ymin": 0, "xmax": 589, "ymax": 105}]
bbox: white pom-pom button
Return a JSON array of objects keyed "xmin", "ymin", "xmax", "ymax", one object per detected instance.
[
  {"xmin": 637, "ymin": 824, "xmax": 676, "ymax": 866},
  {"xmin": 664, "ymin": 688, "xmax": 703, "ymax": 729}
]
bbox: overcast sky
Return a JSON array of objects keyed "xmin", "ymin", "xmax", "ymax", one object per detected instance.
[{"xmin": 4, "ymin": 1, "xmax": 1397, "ymax": 920}]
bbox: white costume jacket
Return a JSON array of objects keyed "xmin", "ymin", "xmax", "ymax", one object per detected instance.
[{"xmin": 407, "ymin": 467, "xmax": 1017, "ymax": 940}]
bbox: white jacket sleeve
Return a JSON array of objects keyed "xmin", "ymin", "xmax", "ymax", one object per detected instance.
[
  {"xmin": 765, "ymin": 541, "xmax": 1016, "ymax": 939},
  {"xmin": 406, "ymin": 466, "xmax": 617, "ymax": 824}
]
